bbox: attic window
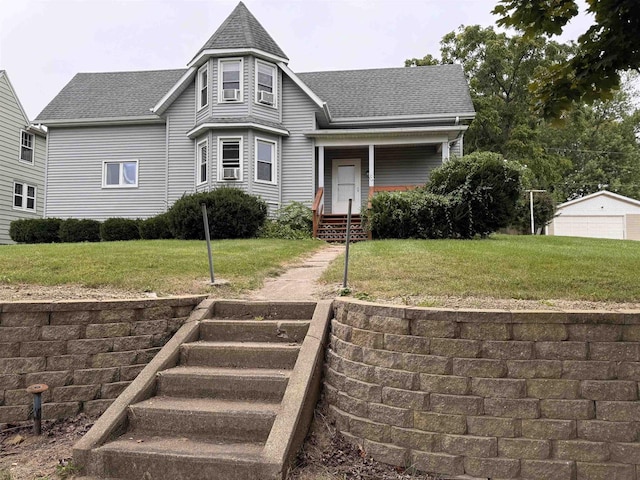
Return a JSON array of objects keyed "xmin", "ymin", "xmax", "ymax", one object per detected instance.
[
  {"xmin": 219, "ymin": 59, "xmax": 242, "ymax": 102},
  {"xmin": 20, "ymin": 130, "xmax": 34, "ymax": 163},
  {"xmin": 197, "ymin": 64, "xmax": 208, "ymax": 110}
]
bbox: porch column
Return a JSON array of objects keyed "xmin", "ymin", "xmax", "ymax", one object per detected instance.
[
  {"xmin": 368, "ymin": 144, "xmax": 375, "ymax": 188},
  {"xmin": 442, "ymin": 141, "xmax": 450, "ymax": 162},
  {"xmin": 318, "ymin": 146, "xmax": 324, "ymax": 188}
]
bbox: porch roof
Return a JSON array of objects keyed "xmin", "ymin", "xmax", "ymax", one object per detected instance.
[{"xmin": 304, "ymin": 125, "xmax": 467, "ymax": 146}]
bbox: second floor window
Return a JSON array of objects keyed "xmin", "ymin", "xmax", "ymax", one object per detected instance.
[
  {"xmin": 20, "ymin": 130, "xmax": 34, "ymax": 163},
  {"xmin": 256, "ymin": 61, "xmax": 275, "ymax": 106},
  {"xmin": 197, "ymin": 64, "xmax": 208, "ymax": 110},
  {"xmin": 220, "ymin": 59, "xmax": 242, "ymax": 102}
]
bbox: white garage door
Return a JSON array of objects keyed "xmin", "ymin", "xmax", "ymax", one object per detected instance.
[{"xmin": 553, "ymin": 215, "xmax": 625, "ymax": 239}]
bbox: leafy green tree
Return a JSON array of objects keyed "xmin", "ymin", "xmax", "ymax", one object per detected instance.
[{"xmin": 493, "ymin": 0, "xmax": 640, "ymax": 118}]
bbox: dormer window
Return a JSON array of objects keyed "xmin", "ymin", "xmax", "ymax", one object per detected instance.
[
  {"xmin": 256, "ymin": 60, "xmax": 276, "ymax": 107},
  {"xmin": 219, "ymin": 58, "xmax": 243, "ymax": 102},
  {"xmin": 197, "ymin": 64, "xmax": 208, "ymax": 110}
]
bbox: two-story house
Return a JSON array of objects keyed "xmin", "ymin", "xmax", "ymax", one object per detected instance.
[
  {"xmin": 0, "ymin": 70, "xmax": 46, "ymax": 244},
  {"xmin": 36, "ymin": 2, "xmax": 474, "ymax": 239}
]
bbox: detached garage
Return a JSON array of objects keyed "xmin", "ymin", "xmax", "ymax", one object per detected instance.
[{"xmin": 547, "ymin": 190, "xmax": 640, "ymax": 240}]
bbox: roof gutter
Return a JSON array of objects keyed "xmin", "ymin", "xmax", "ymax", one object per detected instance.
[
  {"xmin": 37, "ymin": 116, "xmax": 165, "ymax": 127},
  {"xmin": 327, "ymin": 112, "xmax": 476, "ymax": 127},
  {"xmin": 187, "ymin": 122, "xmax": 289, "ymax": 139}
]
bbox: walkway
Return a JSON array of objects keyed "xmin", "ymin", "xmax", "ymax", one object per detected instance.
[{"xmin": 247, "ymin": 244, "xmax": 344, "ymax": 301}]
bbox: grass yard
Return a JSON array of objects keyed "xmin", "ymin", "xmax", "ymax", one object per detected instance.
[
  {"xmin": 321, "ymin": 235, "xmax": 640, "ymax": 304},
  {"xmin": 0, "ymin": 239, "xmax": 322, "ymax": 296}
]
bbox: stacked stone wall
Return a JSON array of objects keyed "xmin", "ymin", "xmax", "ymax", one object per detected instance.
[
  {"xmin": 0, "ymin": 296, "xmax": 205, "ymax": 424},
  {"xmin": 325, "ymin": 299, "xmax": 640, "ymax": 480}
]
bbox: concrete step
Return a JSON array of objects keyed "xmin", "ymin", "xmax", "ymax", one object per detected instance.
[
  {"xmin": 98, "ymin": 436, "xmax": 268, "ymax": 480},
  {"xmin": 181, "ymin": 341, "xmax": 301, "ymax": 369},
  {"xmin": 199, "ymin": 319, "xmax": 309, "ymax": 343},
  {"xmin": 211, "ymin": 300, "xmax": 316, "ymax": 320},
  {"xmin": 128, "ymin": 396, "xmax": 278, "ymax": 442},
  {"xmin": 157, "ymin": 366, "xmax": 290, "ymax": 402}
]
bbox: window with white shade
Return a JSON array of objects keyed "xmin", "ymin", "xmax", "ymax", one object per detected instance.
[
  {"xmin": 255, "ymin": 138, "xmax": 276, "ymax": 184},
  {"xmin": 103, "ymin": 160, "xmax": 138, "ymax": 188},
  {"xmin": 20, "ymin": 130, "xmax": 34, "ymax": 163},
  {"xmin": 255, "ymin": 60, "xmax": 276, "ymax": 106},
  {"xmin": 197, "ymin": 64, "xmax": 208, "ymax": 110},
  {"xmin": 197, "ymin": 139, "xmax": 208, "ymax": 184},
  {"xmin": 219, "ymin": 59, "xmax": 242, "ymax": 102},
  {"xmin": 218, "ymin": 137, "xmax": 242, "ymax": 181},
  {"xmin": 13, "ymin": 182, "xmax": 36, "ymax": 212}
]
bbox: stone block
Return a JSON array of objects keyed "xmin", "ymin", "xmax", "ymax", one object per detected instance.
[
  {"xmin": 419, "ymin": 374, "xmax": 469, "ymax": 395},
  {"xmin": 141, "ymin": 305, "xmax": 173, "ymax": 320},
  {"xmin": 4, "ymin": 388, "xmax": 51, "ymax": 405},
  {"xmin": 568, "ymin": 324, "xmax": 622, "ymax": 342},
  {"xmin": 520, "ymin": 459, "xmax": 576, "ymax": 480},
  {"xmin": 337, "ymin": 392, "xmax": 368, "ymax": 417},
  {"xmin": 622, "ymin": 325, "xmax": 640, "ymax": 342},
  {"xmin": 521, "ymin": 419, "xmax": 576, "ymax": 440},
  {"xmin": 617, "ymin": 362, "xmax": 640, "ymax": 380},
  {"xmin": 325, "ymin": 367, "xmax": 345, "ymax": 391},
  {"xmin": 540, "ymin": 399, "xmax": 595, "ymax": 420},
  {"xmin": 498, "ymin": 438, "xmax": 550, "ymax": 459},
  {"xmin": 581, "ymin": 380, "xmax": 637, "ymax": 401},
  {"xmin": 430, "ymin": 393, "xmax": 483, "ymax": 415},
  {"xmin": 467, "ymin": 416, "xmax": 518, "ymax": 438},
  {"xmin": 471, "ymin": 377, "xmax": 526, "ymax": 398},
  {"xmin": 1, "ymin": 311, "xmax": 49, "ymax": 327},
  {"xmin": 326, "ymin": 349, "xmax": 343, "ymax": 373},
  {"xmin": 439, "ymin": 433, "xmax": 497, "ymax": 457},
  {"xmin": 577, "ymin": 420, "xmax": 639, "ymax": 443},
  {"xmin": 74, "ymin": 367, "xmax": 119, "ymax": 385},
  {"xmin": 363, "ymin": 439, "xmax": 409, "ymax": 467},
  {"xmin": 46, "ymin": 355, "xmax": 88, "ymax": 371},
  {"xmin": 507, "ymin": 360, "xmax": 562, "ymax": 378},
  {"xmin": 430, "ymin": 338, "xmax": 481, "ymax": 358},
  {"xmin": 368, "ymin": 402, "xmax": 413, "ymax": 428},
  {"xmin": 91, "ymin": 351, "xmax": 137, "ymax": 368},
  {"xmin": 343, "ymin": 377, "xmax": 382, "ymax": 403},
  {"xmin": 0, "ymin": 343, "xmax": 19, "ymax": 358},
  {"xmin": 100, "ymin": 381, "xmax": 131, "ymax": 399},
  {"xmin": 49, "ymin": 310, "xmax": 94, "ymax": 325},
  {"xmin": 0, "ymin": 374, "xmax": 22, "ymax": 390},
  {"xmin": 362, "ymin": 348, "xmax": 403, "ymax": 369},
  {"xmin": 349, "ymin": 416, "xmax": 390, "ymax": 443},
  {"xmin": 24, "ymin": 370, "xmax": 71, "ymax": 388},
  {"xmin": 410, "ymin": 451, "xmax": 464, "ymax": 477},
  {"xmin": 403, "ymin": 354, "xmax": 451, "ymax": 374},
  {"xmin": 484, "ymin": 398, "xmax": 540, "ymax": 418},
  {"xmin": 67, "ymin": 338, "xmax": 113, "ymax": 355},
  {"xmin": 119, "ymin": 364, "xmax": 145, "ymax": 381},
  {"xmin": 535, "ymin": 342, "xmax": 588, "ymax": 360},
  {"xmin": 596, "ymin": 401, "xmax": 640, "ymax": 422},
  {"xmin": 135, "ymin": 348, "xmax": 161, "ymax": 363},
  {"xmin": 460, "ymin": 322, "xmax": 511, "ymax": 340},
  {"xmin": 99, "ymin": 308, "xmax": 137, "ymax": 323},
  {"xmin": 85, "ymin": 322, "xmax": 131, "ymax": 338},
  {"xmin": 576, "ymin": 462, "xmax": 635, "ymax": 480},
  {"xmin": 0, "ymin": 405, "xmax": 30, "ymax": 423},
  {"xmin": 384, "ymin": 334, "xmax": 429, "ymax": 354},
  {"xmin": 42, "ymin": 402, "xmax": 81, "ymax": 420},
  {"xmin": 367, "ymin": 315, "xmax": 410, "ymax": 335},
  {"xmin": 0, "ymin": 326, "xmax": 39, "ymax": 342},
  {"xmin": 562, "ymin": 361, "xmax": 616, "ymax": 380},
  {"xmin": 341, "ymin": 311, "xmax": 369, "ymax": 329},
  {"xmin": 526, "ymin": 379, "xmax": 580, "ymax": 399},
  {"xmin": 555, "ymin": 440, "xmax": 609, "ymax": 462},
  {"xmin": 463, "ymin": 456, "xmax": 520, "ymax": 479},
  {"xmin": 410, "ymin": 319, "xmax": 457, "ymax": 339},
  {"xmin": 334, "ymin": 338, "xmax": 363, "ymax": 362},
  {"xmin": 414, "ymin": 411, "xmax": 466, "ymax": 434},
  {"xmin": 40, "ymin": 324, "xmax": 82, "ymax": 341},
  {"xmin": 0, "ymin": 357, "xmax": 45, "ymax": 374},
  {"xmin": 53, "ymin": 384, "xmax": 100, "ymax": 402},
  {"xmin": 513, "ymin": 323, "xmax": 568, "ymax": 341},
  {"xmin": 331, "ymin": 320, "xmax": 352, "ymax": 342},
  {"xmin": 83, "ymin": 399, "xmax": 114, "ymax": 417},
  {"xmin": 373, "ymin": 366, "xmax": 418, "ymax": 390},
  {"xmin": 589, "ymin": 342, "xmax": 640, "ymax": 362},
  {"xmin": 350, "ymin": 328, "xmax": 384, "ymax": 349},
  {"xmin": 482, "ymin": 340, "xmax": 533, "ymax": 360},
  {"xmin": 610, "ymin": 442, "xmax": 640, "ymax": 464},
  {"xmin": 382, "ymin": 387, "xmax": 428, "ymax": 410},
  {"xmin": 112, "ymin": 335, "xmax": 153, "ymax": 352},
  {"xmin": 328, "ymin": 405, "xmax": 350, "ymax": 432},
  {"xmin": 131, "ymin": 320, "xmax": 167, "ymax": 336},
  {"xmin": 390, "ymin": 426, "xmax": 436, "ymax": 451},
  {"xmin": 20, "ymin": 341, "xmax": 66, "ymax": 357},
  {"xmin": 452, "ymin": 358, "xmax": 507, "ymax": 378}
]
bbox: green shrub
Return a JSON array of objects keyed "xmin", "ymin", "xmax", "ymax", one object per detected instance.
[
  {"xmin": 100, "ymin": 218, "xmax": 141, "ymax": 241},
  {"xmin": 59, "ymin": 219, "xmax": 101, "ymax": 243},
  {"xmin": 139, "ymin": 213, "xmax": 173, "ymax": 240},
  {"xmin": 167, "ymin": 188, "xmax": 267, "ymax": 240},
  {"xmin": 259, "ymin": 202, "xmax": 313, "ymax": 239},
  {"xmin": 9, "ymin": 218, "xmax": 62, "ymax": 244}
]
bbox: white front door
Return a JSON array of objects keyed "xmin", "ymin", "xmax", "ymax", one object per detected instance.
[{"xmin": 332, "ymin": 158, "xmax": 361, "ymax": 214}]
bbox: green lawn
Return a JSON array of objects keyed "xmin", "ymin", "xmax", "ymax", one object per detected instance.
[
  {"xmin": 0, "ymin": 239, "xmax": 322, "ymax": 296},
  {"xmin": 321, "ymin": 235, "xmax": 640, "ymax": 303}
]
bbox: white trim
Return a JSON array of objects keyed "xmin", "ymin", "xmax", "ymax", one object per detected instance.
[
  {"xmin": 306, "ymin": 125, "xmax": 468, "ymax": 137},
  {"xmin": 102, "ymin": 159, "xmax": 139, "ymax": 188},
  {"xmin": 218, "ymin": 57, "xmax": 244, "ymax": 104},
  {"xmin": 318, "ymin": 146, "xmax": 325, "ymax": 188},
  {"xmin": 254, "ymin": 136, "xmax": 277, "ymax": 185},
  {"xmin": 189, "ymin": 48, "xmax": 288, "ymax": 68},
  {"xmin": 328, "ymin": 112, "xmax": 476, "ymax": 125},
  {"xmin": 19, "ymin": 129, "xmax": 35, "ymax": 164},
  {"xmin": 196, "ymin": 138, "xmax": 209, "ymax": 185},
  {"xmin": 557, "ymin": 190, "xmax": 640, "ymax": 210},
  {"xmin": 187, "ymin": 122, "xmax": 289, "ymax": 139},
  {"xmin": 255, "ymin": 59, "xmax": 277, "ymax": 108},
  {"xmin": 12, "ymin": 181, "xmax": 37, "ymax": 213},
  {"xmin": 332, "ymin": 158, "xmax": 362, "ymax": 214},
  {"xmin": 197, "ymin": 63, "xmax": 209, "ymax": 111},
  {"xmin": 217, "ymin": 136, "xmax": 244, "ymax": 182},
  {"xmin": 39, "ymin": 116, "xmax": 165, "ymax": 127},
  {"xmin": 368, "ymin": 145, "xmax": 375, "ymax": 187},
  {"xmin": 278, "ymin": 62, "xmax": 326, "ymax": 111},
  {"xmin": 152, "ymin": 67, "xmax": 197, "ymax": 114},
  {"xmin": 314, "ymin": 135, "xmax": 450, "ymax": 148}
]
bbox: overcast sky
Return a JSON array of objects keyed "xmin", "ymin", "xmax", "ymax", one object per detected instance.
[{"xmin": 0, "ymin": 0, "xmax": 593, "ymax": 120}]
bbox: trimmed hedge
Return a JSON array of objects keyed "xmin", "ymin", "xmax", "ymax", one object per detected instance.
[
  {"xmin": 59, "ymin": 219, "xmax": 101, "ymax": 243},
  {"xmin": 100, "ymin": 218, "xmax": 141, "ymax": 241},
  {"xmin": 9, "ymin": 218, "xmax": 62, "ymax": 244},
  {"xmin": 167, "ymin": 188, "xmax": 267, "ymax": 240},
  {"xmin": 139, "ymin": 213, "xmax": 173, "ymax": 240}
]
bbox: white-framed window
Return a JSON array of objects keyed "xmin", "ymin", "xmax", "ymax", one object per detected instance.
[
  {"xmin": 255, "ymin": 137, "xmax": 276, "ymax": 184},
  {"xmin": 197, "ymin": 139, "xmax": 208, "ymax": 185},
  {"xmin": 102, "ymin": 160, "xmax": 138, "ymax": 188},
  {"xmin": 255, "ymin": 59, "xmax": 276, "ymax": 107},
  {"xmin": 13, "ymin": 182, "xmax": 36, "ymax": 212},
  {"xmin": 19, "ymin": 130, "xmax": 34, "ymax": 163},
  {"xmin": 218, "ymin": 58, "xmax": 243, "ymax": 102},
  {"xmin": 197, "ymin": 63, "xmax": 209, "ymax": 110},
  {"xmin": 218, "ymin": 137, "xmax": 243, "ymax": 181}
]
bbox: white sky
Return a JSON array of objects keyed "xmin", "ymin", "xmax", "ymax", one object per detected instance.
[{"xmin": 0, "ymin": 0, "xmax": 593, "ymax": 120}]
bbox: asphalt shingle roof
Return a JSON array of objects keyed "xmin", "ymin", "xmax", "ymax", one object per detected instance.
[
  {"xmin": 35, "ymin": 69, "xmax": 187, "ymax": 121},
  {"xmin": 298, "ymin": 64, "xmax": 474, "ymax": 119},
  {"xmin": 193, "ymin": 2, "xmax": 287, "ymax": 61}
]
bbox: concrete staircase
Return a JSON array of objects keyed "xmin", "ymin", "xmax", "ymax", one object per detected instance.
[
  {"xmin": 74, "ymin": 300, "xmax": 332, "ymax": 480},
  {"xmin": 316, "ymin": 214, "xmax": 369, "ymax": 243}
]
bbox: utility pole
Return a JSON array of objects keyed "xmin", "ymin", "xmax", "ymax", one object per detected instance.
[{"xmin": 526, "ymin": 189, "xmax": 546, "ymax": 235}]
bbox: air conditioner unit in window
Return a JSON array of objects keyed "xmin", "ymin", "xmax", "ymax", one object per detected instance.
[
  {"xmin": 223, "ymin": 89, "xmax": 240, "ymax": 101},
  {"xmin": 222, "ymin": 167, "xmax": 239, "ymax": 180},
  {"xmin": 258, "ymin": 91, "xmax": 274, "ymax": 105}
]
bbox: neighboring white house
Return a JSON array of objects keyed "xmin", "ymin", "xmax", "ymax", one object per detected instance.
[
  {"xmin": 547, "ymin": 190, "xmax": 640, "ymax": 240},
  {"xmin": 0, "ymin": 70, "xmax": 47, "ymax": 244}
]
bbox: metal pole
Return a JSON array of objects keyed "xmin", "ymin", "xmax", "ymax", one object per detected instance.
[
  {"xmin": 530, "ymin": 190, "xmax": 535, "ymax": 235},
  {"xmin": 26, "ymin": 384, "xmax": 48, "ymax": 435},
  {"xmin": 342, "ymin": 199, "xmax": 352, "ymax": 289},
  {"xmin": 201, "ymin": 203, "xmax": 215, "ymax": 283}
]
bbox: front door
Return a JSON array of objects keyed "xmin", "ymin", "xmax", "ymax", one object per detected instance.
[{"xmin": 332, "ymin": 158, "xmax": 361, "ymax": 214}]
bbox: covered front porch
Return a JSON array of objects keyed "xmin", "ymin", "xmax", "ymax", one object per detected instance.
[{"xmin": 306, "ymin": 127, "xmax": 465, "ymax": 238}]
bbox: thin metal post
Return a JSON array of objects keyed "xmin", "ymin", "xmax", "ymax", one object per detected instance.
[
  {"xmin": 201, "ymin": 203, "xmax": 215, "ymax": 283},
  {"xmin": 26, "ymin": 384, "xmax": 48, "ymax": 435},
  {"xmin": 342, "ymin": 199, "xmax": 352, "ymax": 289},
  {"xmin": 530, "ymin": 190, "xmax": 535, "ymax": 235}
]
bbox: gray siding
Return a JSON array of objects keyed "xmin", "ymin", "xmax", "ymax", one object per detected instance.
[
  {"xmin": 211, "ymin": 56, "xmax": 250, "ymax": 117},
  {"xmin": 0, "ymin": 73, "xmax": 45, "ymax": 244},
  {"xmin": 167, "ymin": 83, "xmax": 197, "ymax": 206},
  {"xmin": 46, "ymin": 124, "xmax": 167, "ymax": 220},
  {"xmin": 450, "ymin": 137, "xmax": 463, "ymax": 157},
  {"xmin": 281, "ymin": 75, "xmax": 316, "ymax": 206}
]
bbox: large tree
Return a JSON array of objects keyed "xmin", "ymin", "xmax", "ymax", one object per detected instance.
[{"xmin": 493, "ymin": 0, "xmax": 640, "ymax": 119}]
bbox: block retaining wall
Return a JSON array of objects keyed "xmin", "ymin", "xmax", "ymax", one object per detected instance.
[
  {"xmin": 0, "ymin": 296, "xmax": 206, "ymax": 425},
  {"xmin": 325, "ymin": 299, "xmax": 640, "ymax": 480}
]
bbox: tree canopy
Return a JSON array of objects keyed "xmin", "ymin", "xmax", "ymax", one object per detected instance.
[{"xmin": 493, "ymin": 0, "xmax": 640, "ymax": 118}]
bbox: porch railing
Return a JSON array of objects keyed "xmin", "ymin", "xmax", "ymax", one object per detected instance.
[
  {"xmin": 312, "ymin": 187, "xmax": 324, "ymax": 237},
  {"xmin": 367, "ymin": 185, "xmax": 419, "ymax": 208}
]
